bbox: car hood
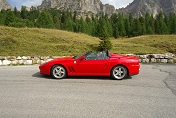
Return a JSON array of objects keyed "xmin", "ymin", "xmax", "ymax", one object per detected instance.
[
  {"xmin": 49, "ymin": 57, "xmax": 73, "ymax": 62},
  {"xmin": 55, "ymin": 57, "xmax": 73, "ymax": 60}
]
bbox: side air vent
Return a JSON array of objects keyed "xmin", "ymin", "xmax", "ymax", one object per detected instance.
[
  {"xmin": 71, "ymin": 66, "xmax": 75, "ymax": 72},
  {"xmin": 68, "ymin": 67, "xmax": 72, "ymax": 72},
  {"xmin": 68, "ymin": 66, "xmax": 75, "ymax": 72}
]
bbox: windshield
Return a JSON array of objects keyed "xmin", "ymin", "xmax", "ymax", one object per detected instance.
[{"xmin": 73, "ymin": 51, "xmax": 92, "ymax": 59}]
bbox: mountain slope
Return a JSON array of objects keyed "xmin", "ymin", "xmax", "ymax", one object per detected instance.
[
  {"xmin": 117, "ymin": 0, "xmax": 176, "ymax": 17},
  {"xmin": 0, "ymin": 0, "xmax": 12, "ymax": 10},
  {"xmin": 38, "ymin": 0, "xmax": 116, "ymax": 17},
  {"xmin": 0, "ymin": 26, "xmax": 99, "ymax": 56},
  {"xmin": 0, "ymin": 26, "xmax": 176, "ymax": 56}
]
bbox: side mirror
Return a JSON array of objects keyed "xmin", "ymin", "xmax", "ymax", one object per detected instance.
[{"xmin": 79, "ymin": 56, "xmax": 85, "ymax": 61}]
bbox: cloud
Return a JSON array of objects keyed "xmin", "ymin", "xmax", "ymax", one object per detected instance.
[
  {"xmin": 22, "ymin": 0, "xmax": 42, "ymax": 7},
  {"xmin": 7, "ymin": 0, "xmax": 134, "ymax": 9},
  {"xmin": 101, "ymin": 0, "xmax": 134, "ymax": 9}
]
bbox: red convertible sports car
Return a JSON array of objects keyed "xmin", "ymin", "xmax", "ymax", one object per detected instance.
[{"xmin": 39, "ymin": 50, "xmax": 140, "ymax": 80}]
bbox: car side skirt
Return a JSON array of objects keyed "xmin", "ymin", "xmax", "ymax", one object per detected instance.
[{"xmin": 68, "ymin": 73, "xmax": 110, "ymax": 76}]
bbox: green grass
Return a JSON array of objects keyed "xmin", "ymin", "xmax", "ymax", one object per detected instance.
[
  {"xmin": 0, "ymin": 26, "xmax": 176, "ymax": 56},
  {"xmin": 111, "ymin": 35, "xmax": 176, "ymax": 55},
  {"xmin": 0, "ymin": 26, "xmax": 99, "ymax": 56}
]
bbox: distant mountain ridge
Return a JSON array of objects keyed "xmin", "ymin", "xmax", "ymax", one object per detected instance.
[
  {"xmin": 0, "ymin": 0, "xmax": 12, "ymax": 10},
  {"xmin": 1, "ymin": 0, "xmax": 176, "ymax": 17},
  {"xmin": 38, "ymin": 0, "xmax": 116, "ymax": 17},
  {"xmin": 116, "ymin": 0, "xmax": 176, "ymax": 17},
  {"xmin": 38, "ymin": 0, "xmax": 176, "ymax": 17}
]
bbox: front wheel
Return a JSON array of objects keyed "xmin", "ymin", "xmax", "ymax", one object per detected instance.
[
  {"xmin": 111, "ymin": 65, "xmax": 128, "ymax": 80},
  {"xmin": 51, "ymin": 65, "xmax": 67, "ymax": 79}
]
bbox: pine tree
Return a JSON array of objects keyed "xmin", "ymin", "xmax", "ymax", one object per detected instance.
[
  {"xmin": 129, "ymin": 13, "xmax": 133, "ymax": 25},
  {"xmin": 110, "ymin": 13, "xmax": 119, "ymax": 38},
  {"xmin": 74, "ymin": 21, "xmax": 79, "ymax": 32},
  {"xmin": 28, "ymin": 6, "xmax": 39, "ymax": 22},
  {"xmin": 78, "ymin": 17, "xmax": 87, "ymax": 33},
  {"xmin": 128, "ymin": 13, "xmax": 134, "ymax": 36},
  {"xmin": 113, "ymin": 26, "xmax": 119, "ymax": 39},
  {"xmin": 5, "ymin": 10, "xmax": 15, "ymax": 26},
  {"xmin": 21, "ymin": 6, "xmax": 28, "ymax": 19},
  {"xmin": 150, "ymin": 15, "xmax": 155, "ymax": 34},
  {"xmin": 117, "ymin": 13, "xmax": 126, "ymax": 37},
  {"xmin": 0, "ymin": 11, "xmax": 5, "ymax": 25},
  {"xmin": 14, "ymin": 7, "xmax": 20, "ymax": 18},
  {"xmin": 25, "ymin": 20, "xmax": 34, "ymax": 27},
  {"xmin": 97, "ymin": 17, "xmax": 108, "ymax": 38},
  {"xmin": 73, "ymin": 11, "xmax": 77, "ymax": 23},
  {"xmin": 110, "ymin": 13, "xmax": 118, "ymax": 24},
  {"xmin": 91, "ymin": 15, "xmax": 99, "ymax": 36},
  {"xmin": 145, "ymin": 13, "xmax": 154, "ymax": 34},
  {"xmin": 85, "ymin": 16, "xmax": 92, "ymax": 35},
  {"xmin": 104, "ymin": 14, "xmax": 113, "ymax": 37},
  {"xmin": 139, "ymin": 16, "xmax": 146, "ymax": 35},
  {"xmin": 125, "ymin": 18, "xmax": 131, "ymax": 37},
  {"xmin": 63, "ymin": 17, "xmax": 74, "ymax": 31},
  {"xmin": 98, "ymin": 25, "xmax": 112, "ymax": 51},
  {"xmin": 106, "ymin": 20, "xmax": 113, "ymax": 37},
  {"xmin": 53, "ymin": 15, "xmax": 61, "ymax": 29},
  {"xmin": 164, "ymin": 14, "xmax": 169, "ymax": 27},
  {"xmin": 169, "ymin": 13, "xmax": 176, "ymax": 34},
  {"xmin": 61, "ymin": 11, "xmax": 66, "ymax": 23},
  {"xmin": 155, "ymin": 12, "xmax": 168, "ymax": 34},
  {"xmin": 36, "ymin": 10, "xmax": 54, "ymax": 28},
  {"xmin": 132, "ymin": 18, "xmax": 142, "ymax": 36}
]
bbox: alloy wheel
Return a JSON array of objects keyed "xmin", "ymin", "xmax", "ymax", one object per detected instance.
[{"xmin": 112, "ymin": 66, "xmax": 127, "ymax": 80}]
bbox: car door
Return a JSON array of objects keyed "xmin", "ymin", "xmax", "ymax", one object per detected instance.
[{"xmin": 74, "ymin": 53, "xmax": 109, "ymax": 73}]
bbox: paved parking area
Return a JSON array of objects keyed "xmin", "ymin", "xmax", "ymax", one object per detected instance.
[{"xmin": 0, "ymin": 64, "xmax": 176, "ymax": 118}]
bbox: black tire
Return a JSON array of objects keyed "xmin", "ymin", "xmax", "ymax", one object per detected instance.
[
  {"xmin": 111, "ymin": 65, "xmax": 128, "ymax": 80},
  {"xmin": 51, "ymin": 65, "xmax": 67, "ymax": 79}
]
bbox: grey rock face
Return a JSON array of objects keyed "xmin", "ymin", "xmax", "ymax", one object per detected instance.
[
  {"xmin": 0, "ymin": 0, "xmax": 12, "ymax": 10},
  {"xmin": 117, "ymin": 0, "xmax": 176, "ymax": 17},
  {"xmin": 38, "ymin": 0, "xmax": 116, "ymax": 16},
  {"xmin": 102, "ymin": 4, "xmax": 116, "ymax": 16}
]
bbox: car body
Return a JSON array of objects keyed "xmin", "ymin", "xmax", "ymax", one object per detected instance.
[{"xmin": 39, "ymin": 51, "xmax": 140, "ymax": 80}]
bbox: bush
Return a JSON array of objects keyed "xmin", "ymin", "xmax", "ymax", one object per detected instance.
[
  {"xmin": 9, "ymin": 22, "xmax": 26, "ymax": 28},
  {"xmin": 25, "ymin": 20, "xmax": 34, "ymax": 27}
]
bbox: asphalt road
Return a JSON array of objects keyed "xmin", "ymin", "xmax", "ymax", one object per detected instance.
[{"xmin": 0, "ymin": 64, "xmax": 176, "ymax": 118}]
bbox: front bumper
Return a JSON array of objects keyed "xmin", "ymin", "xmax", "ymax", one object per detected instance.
[{"xmin": 39, "ymin": 64, "xmax": 51, "ymax": 75}]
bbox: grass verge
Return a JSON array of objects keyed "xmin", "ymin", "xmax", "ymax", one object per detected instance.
[{"xmin": 0, "ymin": 26, "xmax": 176, "ymax": 56}]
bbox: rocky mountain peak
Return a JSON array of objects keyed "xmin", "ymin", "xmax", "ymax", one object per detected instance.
[
  {"xmin": 117, "ymin": 0, "xmax": 176, "ymax": 17},
  {"xmin": 38, "ymin": 0, "xmax": 116, "ymax": 17},
  {"xmin": 0, "ymin": 0, "xmax": 12, "ymax": 10}
]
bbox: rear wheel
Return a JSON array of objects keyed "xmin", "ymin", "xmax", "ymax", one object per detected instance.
[
  {"xmin": 51, "ymin": 65, "xmax": 67, "ymax": 79},
  {"xmin": 111, "ymin": 65, "xmax": 128, "ymax": 80}
]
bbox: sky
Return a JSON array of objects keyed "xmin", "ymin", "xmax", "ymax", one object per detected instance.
[{"xmin": 7, "ymin": 0, "xmax": 134, "ymax": 9}]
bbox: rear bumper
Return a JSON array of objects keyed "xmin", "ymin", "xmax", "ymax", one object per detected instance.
[{"xmin": 128, "ymin": 65, "xmax": 140, "ymax": 75}]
